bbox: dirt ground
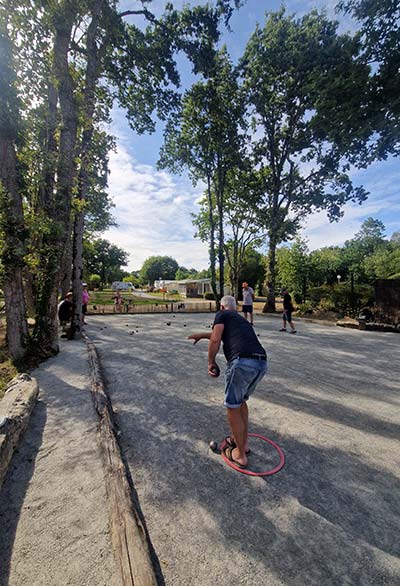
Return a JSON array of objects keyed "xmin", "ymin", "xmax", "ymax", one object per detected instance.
[
  {"xmin": 87, "ymin": 313, "xmax": 400, "ymax": 586},
  {"xmin": 1, "ymin": 312, "xmax": 399, "ymax": 586},
  {"xmin": 0, "ymin": 339, "xmax": 119, "ymax": 586}
]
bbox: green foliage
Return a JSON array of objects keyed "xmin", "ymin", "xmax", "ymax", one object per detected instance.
[
  {"xmin": 175, "ymin": 266, "xmax": 198, "ymax": 280},
  {"xmin": 308, "ymin": 247, "xmax": 345, "ymax": 287},
  {"xmin": 342, "ymin": 217, "xmax": 387, "ymax": 281},
  {"xmin": 296, "ymin": 302, "xmax": 313, "ymax": 316},
  {"xmin": 140, "ymin": 255, "xmax": 179, "ymax": 286},
  {"xmin": 237, "ymin": 247, "xmax": 266, "ymax": 296},
  {"xmin": 337, "ymin": 0, "xmax": 400, "ymax": 160},
  {"xmin": 88, "ymin": 274, "xmax": 101, "ymax": 289},
  {"xmin": 363, "ymin": 243, "xmax": 400, "ymax": 280},
  {"xmin": 308, "ymin": 284, "xmax": 374, "ymax": 315},
  {"xmin": 275, "ymin": 239, "xmax": 310, "ymax": 300},
  {"xmin": 240, "ymin": 8, "xmax": 370, "ymax": 306},
  {"xmin": 84, "ymin": 239, "xmax": 129, "ymax": 285}
]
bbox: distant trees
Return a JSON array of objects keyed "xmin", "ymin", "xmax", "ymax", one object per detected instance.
[
  {"xmin": 84, "ymin": 239, "xmax": 129, "ymax": 287},
  {"xmin": 140, "ymin": 256, "xmax": 179, "ymax": 287},
  {"xmin": 274, "ymin": 219, "xmax": 400, "ymax": 296},
  {"xmin": 175, "ymin": 267, "xmax": 198, "ymax": 280}
]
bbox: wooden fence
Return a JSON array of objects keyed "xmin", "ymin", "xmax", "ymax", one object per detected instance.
[{"xmin": 88, "ymin": 301, "xmax": 216, "ymax": 315}]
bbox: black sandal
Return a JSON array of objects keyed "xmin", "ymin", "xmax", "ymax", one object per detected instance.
[
  {"xmin": 222, "ymin": 445, "xmax": 247, "ymax": 469},
  {"xmin": 223, "ymin": 436, "xmax": 251, "ymax": 456}
]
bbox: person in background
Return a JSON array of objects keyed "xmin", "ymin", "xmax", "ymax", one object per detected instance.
[
  {"xmin": 58, "ymin": 291, "xmax": 73, "ymax": 337},
  {"xmin": 113, "ymin": 289, "xmax": 123, "ymax": 313},
  {"xmin": 280, "ymin": 287, "xmax": 297, "ymax": 334},
  {"xmin": 242, "ymin": 281, "xmax": 255, "ymax": 325},
  {"xmin": 82, "ymin": 284, "xmax": 89, "ymax": 325}
]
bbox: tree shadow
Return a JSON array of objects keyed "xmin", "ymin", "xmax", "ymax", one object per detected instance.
[
  {"xmin": 87, "ymin": 315, "xmax": 400, "ymax": 586},
  {"xmin": 0, "ymin": 400, "xmax": 47, "ymax": 586}
]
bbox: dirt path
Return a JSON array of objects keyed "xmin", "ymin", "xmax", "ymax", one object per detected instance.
[
  {"xmin": 87, "ymin": 313, "xmax": 400, "ymax": 586},
  {"xmin": 0, "ymin": 339, "xmax": 119, "ymax": 586}
]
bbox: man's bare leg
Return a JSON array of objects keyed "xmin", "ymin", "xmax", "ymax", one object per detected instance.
[
  {"xmin": 227, "ymin": 407, "xmax": 248, "ymax": 466},
  {"xmin": 240, "ymin": 402, "xmax": 249, "ymax": 453}
]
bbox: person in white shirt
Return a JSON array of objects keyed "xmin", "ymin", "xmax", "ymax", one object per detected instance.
[{"xmin": 242, "ymin": 282, "xmax": 255, "ymax": 325}]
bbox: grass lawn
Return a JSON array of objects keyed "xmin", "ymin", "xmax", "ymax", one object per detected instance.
[{"xmin": 89, "ymin": 289, "xmax": 182, "ymax": 306}]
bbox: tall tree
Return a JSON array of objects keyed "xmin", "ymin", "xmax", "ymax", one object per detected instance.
[
  {"xmin": 240, "ymin": 9, "xmax": 370, "ymax": 311},
  {"xmin": 0, "ymin": 22, "xmax": 29, "ymax": 360},
  {"xmin": 2, "ymin": 0, "xmax": 243, "ymax": 354},
  {"xmin": 223, "ymin": 168, "xmax": 264, "ymax": 299},
  {"xmin": 160, "ymin": 46, "xmax": 246, "ymax": 302}
]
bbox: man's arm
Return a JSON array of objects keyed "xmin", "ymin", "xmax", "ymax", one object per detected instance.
[
  {"xmin": 187, "ymin": 332, "xmax": 212, "ymax": 345},
  {"xmin": 208, "ymin": 324, "xmax": 224, "ymax": 374}
]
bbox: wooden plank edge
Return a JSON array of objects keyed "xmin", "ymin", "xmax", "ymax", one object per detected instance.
[{"xmin": 84, "ymin": 334, "xmax": 158, "ymax": 586}]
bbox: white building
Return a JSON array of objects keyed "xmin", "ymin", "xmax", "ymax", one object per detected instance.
[{"xmin": 154, "ymin": 278, "xmax": 218, "ymax": 298}]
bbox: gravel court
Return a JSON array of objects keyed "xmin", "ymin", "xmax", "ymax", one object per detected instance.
[{"xmin": 87, "ymin": 313, "xmax": 400, "ymax": 586}]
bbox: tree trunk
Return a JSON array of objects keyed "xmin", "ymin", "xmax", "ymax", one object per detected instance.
[
  {"xmin": 71, "ymin": 1, "xmax": 104, "ymax": 337},
  {"xmin": 0, "ymin": 140, "xmax": 29, "ymax": 361},
  {"xmin": 33, "ymin": 8, "xmax": 79, "ymax": 354},
  {"xmin": 216, "ymin": 164, "xmax": 225, "ymax": 301},
  {"xmin": 0, "ymin": 24, "xmax": 29, "ymax": 361},
  {"xmin": 60, "ymin": 236, "xmax": 72, "ymax": 298},
  {"xmin": 206, "ymin": 176, "xmax": 219, "ymax": 305},
  {"xmin": 263, "ymin": 235, "xmax": 277, "ymax": 313},
  {"xmin": 71, "ymin": 212, "xmax": 84, "ymax": 337}
]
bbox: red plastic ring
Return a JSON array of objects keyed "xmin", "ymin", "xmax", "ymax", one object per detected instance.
[{"xmin": 221, "ymin": 432, "xmax": 285, "ymax": 476}]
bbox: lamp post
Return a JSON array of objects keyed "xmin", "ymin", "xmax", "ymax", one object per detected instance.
[{"xmin": 337, "ymin": 274, "xmax": 341, "ymax": 285}]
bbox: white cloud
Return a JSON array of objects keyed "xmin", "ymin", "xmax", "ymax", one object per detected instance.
[
  {"xmin": 104, "ymin": 143, "xmax": 209, "ymax": 271},
  {"xmin": 300, "ymin": 194, "xmax": 400, "ymax": 250}
]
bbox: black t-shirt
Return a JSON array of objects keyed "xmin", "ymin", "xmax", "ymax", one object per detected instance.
[
  {"xmin": 283, "ymin": 293, "xmax": 293, "ymax": 311},
  {"xmin": 213, "ymin": 310, "xmax": 266, "ymax": 363},
  {"xmin": 58, "ymin": 299, "xmax": 72, "ymax": 321}
]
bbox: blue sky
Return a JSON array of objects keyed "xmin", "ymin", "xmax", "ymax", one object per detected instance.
[{"xmin": 104, "ymin": 0, "xmax": 400, "ymax": 272}]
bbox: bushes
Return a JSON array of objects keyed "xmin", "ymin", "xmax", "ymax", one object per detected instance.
[
  {"xmin": 296, "ymin": 302, "xmax": 313, "ymax": 316},
  {"xmin": 307, "ymin": 284, "xmax": 374, "ymax": 316}
]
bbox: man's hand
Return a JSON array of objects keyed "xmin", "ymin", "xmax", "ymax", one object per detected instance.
[{"xmin": 208, "ymin": 362, "xmax": 220, "ymax": 377}]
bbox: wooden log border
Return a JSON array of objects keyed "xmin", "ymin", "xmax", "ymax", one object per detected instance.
[
  {"xmin": 0, "ymin": 374, "xmax": 39, "ymax": 488},
  {"xmin": 84, "ymin": 334, "xmax": 157, "ymax": 586}
]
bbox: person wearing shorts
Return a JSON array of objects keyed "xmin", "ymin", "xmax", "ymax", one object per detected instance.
[
  {"xmin": 280, "ymin": 288, "xmax": 296, "ymax": 333},
  {"xmin": 82, "ymin": 284, "xmax": 89, "ymax": 325},
  {"xmin": 188, "ymin": 295, "xmax": 267, "ymax": 469},
  {"xmin": 241, "ymin": 281, "xmax": 255, "ymax": 325}
]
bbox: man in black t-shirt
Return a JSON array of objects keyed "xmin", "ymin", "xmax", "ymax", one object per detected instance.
[
  {"xmin": 58, "ymin": 292, "xmax": 73, "ymax": 337},
  {"xmin": 188, "ymin": 295, "xmax": 267, "ymax": 469},
  {"xmin": 280, "ymin": 288, "xmax": 296, "ymax": 333}
]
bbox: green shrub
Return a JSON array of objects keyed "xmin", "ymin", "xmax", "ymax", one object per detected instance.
[
  {"xmin": 293, "ymin": 292, "xmax": 303, "ymax": 304},
  {"xmin": 296, "ymin": 302, "xmax": 313, "ymax": 315},
  {"xmin": 307, "ymin": 284, "xmax": 374, "ymax": 316},
  {"xmin": 89, "ymin": 274, "xmax": 101, "ymax": 290},
  {"xmin": 318, "ymin": 297, "xmax": 336, "ymax": 312}
]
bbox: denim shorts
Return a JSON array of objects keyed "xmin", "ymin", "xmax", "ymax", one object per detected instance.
[{"xmin": 224, "ymin": 357, "xmax": 267, "ymax": 408}]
